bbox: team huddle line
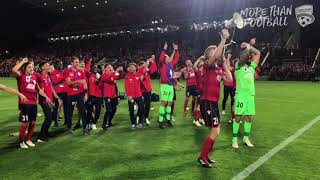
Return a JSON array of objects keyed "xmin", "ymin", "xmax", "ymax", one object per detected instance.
[{"xmin": 0, "ymin": 29, "xmax": 260, "ymax": 169}]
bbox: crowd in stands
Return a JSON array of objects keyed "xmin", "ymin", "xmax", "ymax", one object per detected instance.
[
  {"xmin": 269, "ymin": 64, "xmax": 320, "ymax": 81},
  {"xmin": 1, "ymin": 36, "xmax": 319, "ymax": 81}
]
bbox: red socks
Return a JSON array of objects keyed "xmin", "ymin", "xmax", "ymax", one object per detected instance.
[
  {"xmin": 184, "ymin": 98, "xmax": 189, "ymax": 113},
  {"xmin": 199, "ymin": 136, "xmax": 215, "ymax": 160},
  {"xmin": 19, "ymin": 123, "xmax": 28, "ymax": 143},
  {"xmin": 195, "ymin": 110, "xmax": 201, "ymax": 121},
  {"xmin": 191, "ymin": 97, "xmax": 196, "ymax": 112},
  {"xmin": 231, "ymin": 109, "xmax": 235, "ymax": 120},
  {"xmin": 27, "ymin": 122, "xmax": 35, "ymax": 141}
]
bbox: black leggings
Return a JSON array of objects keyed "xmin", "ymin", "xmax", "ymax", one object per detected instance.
[
  {"xmin": 66, "ymin": 93, "xmax": 87, "ymax": 129},
  {"xmin": 53, "ymin": 92, "xmax": 68, "ymax": 124},
  {"xmin": 128, "ymin": 97, "xmax": 144, "ymax": 125},
  {"xmin": 38, "ymin": 103, "xmax": 53, "ymax": 139},
  {"xmin": 143, "ymin": 92, "xmax": 151, "ymax": 119},
  {"xmin": 222, "ymin": 85, "xmax": 235, "ymax": 111},
  {"xmin": 103, "ymin": 98, "xmax": 118, "ymax": 127},
  {"xmin": 86, "ymin": 96, "xmax": 103, "ymax": 124}
]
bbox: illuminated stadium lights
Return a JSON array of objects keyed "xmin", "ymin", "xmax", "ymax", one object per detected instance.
[
  {"xmin": 105, "ymin": 1, "xmax": 108, "ymax": 3},
  {"xmin": 74, "ymin": 6, "xmax": 77, "ymax": 9},
  {"xmin": 96, "ymin": 2, "xmax": 99, "ymax": 5},
  {"xmin": 151, "ymin": 19, "xmax": 163, "ymax": 24},
  {"xmin": 44, "ymin": 2, "xmax": 47, "ymax": 6},
  {"xmin": 81, "ymin": 5, "xmax": 85, "ymax": 8},
  {"xmin": 57, "ymin": 0, "xmax": 59, "ymax": 3},
  {"xmin": 48, "ymin": 24, "xmax": 181, "ymax": 43},
  {"xmin": 61, "ymin": 8, "xmax": 64, "ymax": 11}
]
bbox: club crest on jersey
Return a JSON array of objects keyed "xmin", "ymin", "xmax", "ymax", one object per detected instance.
[
  {"xmin": 26, "ymin": 76, "xmax": 31, "ymax": 82},
  {"xmin": 295, "ymin": 5, "xmax": 315, "ymax": 27},
  {"xmin": 77, "ymin": 72, "xmax": 81, "ymax": 76}
]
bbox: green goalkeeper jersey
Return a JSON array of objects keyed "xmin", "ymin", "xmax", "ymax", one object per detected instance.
[{"xmin": 235, "ymin": 61, "xmax": 257, "ymax": 96}]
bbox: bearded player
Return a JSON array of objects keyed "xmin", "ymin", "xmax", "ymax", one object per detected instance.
[
  {"xmin": 158, "ymin": 42, "xmax": 180, "ymax": 129},
  {"xmin": 232, "ymin": 41, "xmax": 261, "ymax": 149},
  {"xmin": 198, "ymin": 29, "xmax": 232, "ymax": 168}
]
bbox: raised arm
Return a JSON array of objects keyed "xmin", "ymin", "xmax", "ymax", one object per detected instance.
[
  {"xmin": 208, "ymin": 29, "xmax": 230, "ymax": 65},
  {"xmin": 249, "ymin": 46, "xmax": 261, "ymax": 65},
  {"xmin": 171, "ymin": 50, "xmax": 180, "ymax": 66},
  {"xmin": 159, "ymin": 42, "xmax": 168, "ymax": 64},
  {"xmin": 0, "ymin": 83, "xmax": 27, "ymax": 102},
  {"xmin": 12, "ymin": 58, "xmax": 28, "ymax": 77},
  {"xmin": 225, "ymin": 53, "xmax": 233, "ymax": 71},
  {"xmin": 85, "ymin": 60, "xmax": 91, "ymax": 77},
  {"xmin": 193, "ymin": 56, "xmax": 205, "ymax": 71},
  {"xmin": 238, "ymin": 43, "xmax": 261, "ymax": 67},
  {"xmin": 222, "ymin": 57, "xmax": 233, "ymax": 82},
  {"xmin": 148, "ymin": 56, "xmax": 157, "ymax": 74}
]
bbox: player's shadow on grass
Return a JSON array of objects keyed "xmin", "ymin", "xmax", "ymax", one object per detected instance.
[
  {"xmin": 104, "ymin": 161, "xmax": 196, "ymax": 179},
  {"xmin": 0, "ymin": 127, "xmax": 71, "ymax": 155}
]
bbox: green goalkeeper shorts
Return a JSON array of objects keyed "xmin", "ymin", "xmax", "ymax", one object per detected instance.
[
  {"xmin": 234, "ymin": 94, "xmax": 255, "ymax": 116},
  {"xmin": 160, "ymin": 84, "xmax": 174, "ymax": 102}
]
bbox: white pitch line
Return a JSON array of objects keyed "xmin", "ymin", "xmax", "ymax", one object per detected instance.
[
  {"xmin": 0, "ymin": 107, "xmax": 15, "ymax": 110},
  {"xmin": 232, "ymin": 115, "xmax": 320, "ymax": 180},
  {"xmin": 255, "ymin": 97, "xmax": 302, "ymax": 104}
]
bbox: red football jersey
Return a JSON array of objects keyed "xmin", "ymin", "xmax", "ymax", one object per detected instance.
[
  {"xmin": 64, "ymin": 68, "xmax": 86, "ymax": 96},
  {"xmin": 39, "ymin": 74, "xmax": 53, "ymax": 104},
  {"xmin": 101, "ymin": 72, "xmax": 123, "ymax": 98},
  {"xmin": 196, "ymin": 70, "xmax": 205, "ymax": 94},
  {"xmin": 50, "ymin": 69, "xmax": 66, "ymax": 93},
  {"xmin": 124, "ymin": 72, "xmax": 142, "ymax": 98},
  {"xmin": 184, "ymin": 66, "xmax": 197, "ymax": 87},
  {"xmin": 223, "ymin": 67, "xmax": 235, "ymax": 87},
  {"xmin": 201, "ymin": 61, "xmax": 226, "ymax": 102},
  {"xmin": 87, "ymin": 73, "xmax": 102, "ymax": 98},
  {"xmin": 138, "ymin": 62, "xmax": 157, "ymax": 93},
  {"xmin": 16, "ymin": 71, "xmax": 41, "ymax": 105}
]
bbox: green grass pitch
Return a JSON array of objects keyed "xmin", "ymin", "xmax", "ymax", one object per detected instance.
[{"xmin": 0, "ymin": 78, "xmax": 319, "ymax": 180}]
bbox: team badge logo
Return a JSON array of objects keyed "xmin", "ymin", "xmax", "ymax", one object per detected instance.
[{"xmin": 295, "ymin": 5, "xmax": 315, "ymax": 27}]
